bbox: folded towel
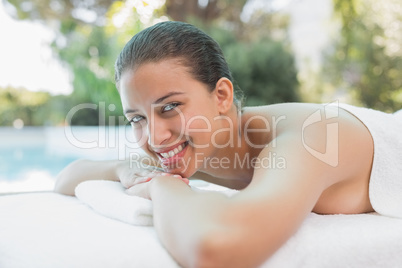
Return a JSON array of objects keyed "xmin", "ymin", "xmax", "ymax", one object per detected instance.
[
  {"xmin": 75, "ymin": 180, "xmax": 238, "ymax": 226},
  {"xmin": 75, "ymin": 180, "xmax": 153, "ymax": 226}
]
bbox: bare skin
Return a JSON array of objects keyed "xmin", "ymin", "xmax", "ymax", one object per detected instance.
[{"xmin": 55, "ymin": 59, "xmax": 374, "ymax": 267}]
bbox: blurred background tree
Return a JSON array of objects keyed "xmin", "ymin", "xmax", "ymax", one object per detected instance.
[
  {"xmin": 1, "ymin": 0, "xmax": 299, "ymax": 126},
  {"xmin": 322, "ymin": 0, "xmax": 402, "ymax": 112},
  {"xmin": 2, "ymin": 0, "xmax": 401, "ymax": 127},
  {"xmin": 0, "ymin": 86, "xmax": 50, "ymax": 125}
]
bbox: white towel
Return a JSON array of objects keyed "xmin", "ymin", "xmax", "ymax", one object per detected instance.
[
  {"xmin": 2, "ymin": 192, "xmax": 402, "ymax": 267},
  {"xmin": 75, "ymin": 180, "xmax": 153, "ymax": 226},
  {"xmin": 75, "ymin": 180, "xmax": 238, "ymax": 226},
  {"xmin": 394, "ymin": 108, "xmax": 402, "ymax": 119},
  {"xmin": 339, "ymin": 104, "xmax": 402, "ymax": 218},
  {"xmin": 263, "ymin": 212, "xmax": 402, "ymax": 267}
]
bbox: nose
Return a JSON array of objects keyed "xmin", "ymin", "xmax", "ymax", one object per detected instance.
[{"xmin": 147, "ymin": 115, "xmax": 172, "ymax": 148}]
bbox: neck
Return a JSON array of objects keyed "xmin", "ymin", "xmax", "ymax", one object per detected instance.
[{"xmin": 200, "ymin": 109, "xmax": 266, "ymax": 182}]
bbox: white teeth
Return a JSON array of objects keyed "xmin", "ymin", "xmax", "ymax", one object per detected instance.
[{"xmin": 159, "ymin": 143, "xmax": 187, "ymax": 159}]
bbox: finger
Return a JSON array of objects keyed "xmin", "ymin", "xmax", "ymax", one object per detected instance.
[
  {"xmin": 121, "ymin": 176, "xmax": 137, "ymax": 188},
  {"xmin": 144, "ymin": 166, "xmax": 164, "ymax": 173},
  {"xmin": 122, "ymin": 176, "xmax": 150, "ymax": 188},
  {"xmin": 136, "ymin": 170, "xmax": 154, "ymax": 177},
  {"xmin": 158, "ymin": 174, "xmax": 188, "ymax": 184},
  {"xmin": 161, "ymin": 172, "xmax": 176, "ymax": 176},
  {"xmin": 149, "ymin": 172, "xmax": 170, "ymax": 178},
  {"xmin": 126, "ymin": 185, "xmax": 139, "ymax": 196},
  {"xmin": 125, "ymin": 183, "xmax": 151, "ymax": 199},
  {"xmin": 135, "ymin": 177, "xmax": 152, "ymax": 183},
  {"xmin": 137, "ymin": 171, "xmax": 170, "ymax": 178}
]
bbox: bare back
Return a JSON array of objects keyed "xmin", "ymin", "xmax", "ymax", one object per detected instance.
[{"xmin": 198, "ymin": 103, "xmax": 375, "ymax": 215}]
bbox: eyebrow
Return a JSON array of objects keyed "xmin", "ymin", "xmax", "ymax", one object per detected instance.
[{"xmin": 124, "ymin": 91, "xmax": 184, "ymax": 114}]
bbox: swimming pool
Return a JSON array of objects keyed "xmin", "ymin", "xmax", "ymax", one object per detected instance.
[{"xmin": 0, "ymin": 126, "xmax": 140, "ymax": 193}]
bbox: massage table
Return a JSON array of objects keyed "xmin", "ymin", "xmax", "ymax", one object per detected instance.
[{"xmin": 1, "ymin": 180, "xmax": 402, "ymax": 267}]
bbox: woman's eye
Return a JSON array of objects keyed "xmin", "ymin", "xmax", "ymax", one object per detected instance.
[
  {"xmin": 162, "ymin": 102, "xmax": 180, "ymax": 113},
  {"xmin": 130, "ymin": 115, "xmax": 145, "ymax": 124}
]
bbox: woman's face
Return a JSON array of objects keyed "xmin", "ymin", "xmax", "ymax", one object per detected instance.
[{"xmin": 119, "ymin": 59, "xmax": 227, "ymax": 177}]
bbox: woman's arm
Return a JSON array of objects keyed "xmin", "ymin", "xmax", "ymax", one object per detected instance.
[
  {"xmin": 136, "ymin": 133, "xmax": 339, "ymax": 268},
  {"xmin": 190, "ymin": 171, "xmax": 249, "ymax": 190},
  {"xmin": 54, "ymin": 159, "xmax": 245, "ymax": 196},
  {"xmin": 144, "ymin": 110, "xmax": 370, "ymax": 267},
  {"xmin": 54, "ymin": 159, "xmax": 124, "ymax": 196}
]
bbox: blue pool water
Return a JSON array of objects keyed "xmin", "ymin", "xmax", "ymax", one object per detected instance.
[
  {"xmin": 0, "ymin": 126, "xmax": 137, "ymax": 193},
  {"xmin": 0, "ymin": 145, "xmax": 77, "ymax": 182}
]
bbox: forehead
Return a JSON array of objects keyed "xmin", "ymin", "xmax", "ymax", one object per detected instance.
[
  {"xmin": 118, "ymin": 59, "xmax": 206, "ymax": 110},
  {"xmin": 120, "ymin": 59, "xmax": 190, "ymax": 89}
]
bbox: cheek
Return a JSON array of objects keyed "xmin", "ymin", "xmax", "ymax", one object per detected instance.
[
  {"xmin": 184, "ymin": 113, "xmax": 214, "ymax": 143},
  {"xmin": 186, "ymin": 119, "xmax": 211, "ymax": 134},
  {"xmin": 130, "ymin": 126, "xmax": 156, "ymax": 158},
  {"xmin": 132, "ymin": 125, "xmax": 148, "ymax": 146}
]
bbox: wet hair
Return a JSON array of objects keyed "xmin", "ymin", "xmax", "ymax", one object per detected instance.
[{"xmin": 114, "ymin": 21, "xmax": 242, "ymax": 107}]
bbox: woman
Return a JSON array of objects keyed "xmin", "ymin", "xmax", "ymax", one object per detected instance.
[{"xmin": 55, "ymin": 21, "xmax": 402, "ymax": 267}]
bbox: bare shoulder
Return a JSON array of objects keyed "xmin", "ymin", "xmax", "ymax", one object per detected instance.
[
  {"xmin": 243, "ymin": 102, "xmax": 373, "ymax": 180},
  {"xmin": 242, "ymin": 102, "xmax": 374, "ymax": 210}
]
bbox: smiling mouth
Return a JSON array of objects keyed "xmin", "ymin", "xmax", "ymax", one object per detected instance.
[{"xmin": 157, "ymin": 141, "xmax": 189, "ymax": 159}]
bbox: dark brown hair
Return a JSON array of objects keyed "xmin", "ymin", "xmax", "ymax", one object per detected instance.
[{"xmin": 114, "ymin": 21, "xmax": 242, "ymax": 106}]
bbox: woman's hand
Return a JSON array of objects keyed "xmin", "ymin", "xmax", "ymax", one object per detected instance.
[
  {"xmin": 114, "ymin": 161, "xmax": 159, "ymax": 187},
  {"xmin": 54, "ymin": 158, "xmax": 189, "ymax": 197},
  {"xmin": 125, "ymin": 174, "xmax": 190, "ymax": 199}
]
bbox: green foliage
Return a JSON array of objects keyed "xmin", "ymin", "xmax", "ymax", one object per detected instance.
[
  {"xmin": 6, "ymin": 0, "xmax": 114, "ymax": 24},
  {"xmin": 5, "ymin": 0, "xmax": 134, "ymax": 126},
  {"xmin": 0, "ymin": 87, "xmax": 50, "ymax": 126},
  {"xmin": 325, "ymin": 0, "xmax": 402, "ymax": 112},
  {"xmin": 4, "ymin": 0, "xmax": 300, "ymax": 125},
  {"xmin": 195, "ymin": 21, "xmax": 299, "ymax": 106},
  {"xmin": 53, "ymin": 25, "xmax": 125, "ymax": 125},
  {"xmin": 225, "ymin": 40, "xmax": 299, "ymax": 106}
]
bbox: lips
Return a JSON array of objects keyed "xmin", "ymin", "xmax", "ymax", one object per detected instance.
[
  {"xmin": 156, "ymin": 141, "xmax": 189, "ymax": 166},
  {"xmin": 159, "ymin": 141, "xmax": 188, "ymax": 158}
]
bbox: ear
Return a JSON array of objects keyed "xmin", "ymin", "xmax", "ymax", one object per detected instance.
[{"xmin": 214, "ymin": 77, "xmax": 234, "ymax": 114}]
